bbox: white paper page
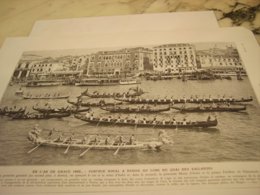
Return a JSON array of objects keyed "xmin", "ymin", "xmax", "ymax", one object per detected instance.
[
  {"xmin": 30, "ymin": 11, "xmax": 219, "ymax": 37},
  {"xmin": 0, "ymin": 28, "xmax": 259, "ymax": 195}
]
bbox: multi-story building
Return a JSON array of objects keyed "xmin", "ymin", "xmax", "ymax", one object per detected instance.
[
  {"xmin": 153, "ymin": 44, "xmax": 197, "ymax": 73},
  {"xmin": 29, "ymin": 59, "xmax": 63, "ymax": 79},
  {"xmin": 196, "ymin": 45, "xmax": 243, "ymax": 70},
  {"xmin": 87, "ymin": 47, "xmax": 152, "ymax": 76},
  {"xmin": 13, "ymin": 60, "xmax": 35, "ymax": 80}
]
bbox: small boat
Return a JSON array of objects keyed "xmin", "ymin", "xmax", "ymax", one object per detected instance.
[
  {"xmin": 101, "ymin": 105, "xmax": 171, "ymax": 113},
  {"xmin": 80, "ymin": 87, "xmax": 145, "ymax": 98},
  {"xmin": 11, "ymin": 112, "xmax": 70, "ymax": 120},
  {"xmin": 23, "ymin": 94, "xmax": 69, "ymax": 99},
  {"xmin": 15, "ymin": 88, "xmax": 24, "ymax": 95},
  {"xmin": 67, "ymin": 99, "xmax": 122, "ymax": 107},
  {"xmin": 32, "ymin": 106, "xmax": 90, "ymax": 114},
  {"xmin": 115, "ymin": 96, "xmax": 253, "ymax": 104},
  {"xmin": 172, "ymin": 104, "xmax": 246, "ymax": 113},
  {"xmin": 27, "ymin": 131, "xmax": 167, "ymax": 151},
  {"xmin": 74, "ymin": 114, "xmax": 218, "ymax": 129}
]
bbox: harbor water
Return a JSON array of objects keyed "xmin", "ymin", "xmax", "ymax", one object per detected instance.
[{"xmin": 0, "ymin": 77, "xmax": 260, "ymax": 165}]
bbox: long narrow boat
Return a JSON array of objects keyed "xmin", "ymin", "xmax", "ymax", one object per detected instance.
[
  {"xmin": 27, "ymin": 132, "xmax": 164, "ymax": 150},
  {"xmin": 67, "ymin": 99, "xmax": 123, "ymax": 107},
  {"xmin": 11, "ymin": 112, "xmax": 70, "ymax": 120},
  {"xmin": 115, "ymin": 96, "xmax": 253, "ymax": 104},
  {"xmin": 100, "ymin": 105, "xmax": 171, "ymax": 113},
  {"xmin": 23, "ymin": 94, "xmax": 69, "ymax": 99},
  {"xmin": 0, "ymin": 107, "xmax": 26, "ymax": 116},
  {"xmin": 74, "ymin": 114, "xmax": 218, "ymax": 129},
  {"xmin": 81, "ymin": 88, "xmax": 145, "ymax": 98},
  {"xmin": 32, "ymin": 106, "xmax": 90, "ymax": 114},
  {"xmin": 172, "ymin": 105, "xmax": 246, "ymax": 113}
]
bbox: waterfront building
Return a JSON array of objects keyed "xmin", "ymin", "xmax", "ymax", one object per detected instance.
[
  {"xmin": 196, "ymin": 45, "xmax": 243, "ymax": 71},
  {"xmin": 153, "ymin": 44, "xmax": 197, "ymax": 73},
  {"xmin": 87, "ymin": 47, "xmax": 152, "ymax": 76},
  {"xmin": 13, "ymin": 60, "xmax": 35, "ymax": 80}
]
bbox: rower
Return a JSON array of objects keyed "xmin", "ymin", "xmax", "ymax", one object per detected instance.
[
  {"xmin": 207, "ymin": 115, "xmax": 211, "ymax": 122},
  {"xmin": 172, "ymin": 118, "xmax": 176, "ymax": 125},
  {"xmin": 183, "ymin": 118, "xmax": 187, "ymax": 125},
  {"xmin": 152, "ymin": 117, "xmax": 157, "ymax": 125},
  {"xmin": 90, "ymin": 113, "xmax": 94, "ymax": 120},
  {"xmin": 82, "ymin": 135, "xmax": 89, "ymax": 144},
  {"xmin": 142, "ymin": 118, "xmax": 147, "ymax": 124},
  {"xmin": 134, "ymin": 116, "xmax": 138, "ymax": 124},
  {"xmin": 93, "ymin": 134, "xmax": 101, "ymax": 144},
  {"xmin": 209, "ymin": 95, "xmax": 212, "ymax": 101},
  {"xmin": 124, "ymin": 117, "xmax": 128, "ymax": 123},
  {"xmin": 116, "ymin": 116, "xmax": 121, "ymax": 123},
  {"xmin": 183, "ymin": 96, "xmax": 187, "ymax": 103},
  {"xmin": 54, "ymin": 133, "xmax": 64, "ymax": 142},
  {"xmin": 162, "ymin": 119, "xmax": 166, "ymax": 125},
  {"xmin": 48, "ymin": 128, "xmax": 54, "ymax": 138},
  {"xmin": 105, "ymin": 135, "xmax": 111, "ymax": 145},
  {"xmin": 108, "ymin": 115, "xmax": 112, "ymax": 122},
  {"xmin": 129, "ymin": 134, "xmax": 136, "ymax": 145}
]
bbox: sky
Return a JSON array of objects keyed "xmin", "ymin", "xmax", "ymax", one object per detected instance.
[{"xmin": 22, "ymin": 42, "xmax": 238, "ymax": 59}]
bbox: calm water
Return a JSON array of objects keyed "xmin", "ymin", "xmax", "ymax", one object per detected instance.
[{"xmin": 0, "ymin": 78, "xmax": 259, "ymax": 165}]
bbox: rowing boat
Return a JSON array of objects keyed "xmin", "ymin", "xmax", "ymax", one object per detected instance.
[
  {"xmin": 81, "ymin": 87, "xmax": 145, "ymax": 98},
  {"xmin": 74, "ymin": 114, "xmax": 218, "ymax": 129},
  {"xmin": 32, "ymin": 106, "xmax": 90, "ymax": 113},
  {"xmin": 11, "ymin": 112, "xmax": 71, "ymax": 120},
  {"xmin": 67, "ymin": 99, "xmax": 123, "ymax": 107},
  {"xmin": 115, "ymin": 96, "xmax": 253, "ymax": 104},
  {"xmin": 100, "ymin": 105, "xmax": 171, "ymax": 113},
  {"xmin": 0, "ymin": 107, "xmax": 26, "ymax": 116},
  {"xmin": 172, "ymin": 105, "xmax": 246, "ymax": 112},
  {"xmin": 23, "ymin": 94, "xmax": 69, "ymax": 99},
  {"xmin": 27, "ymin": 132, "xmax": 164, "ymax": 150}
]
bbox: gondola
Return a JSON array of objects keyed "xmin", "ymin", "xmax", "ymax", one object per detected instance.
[
  {"xmin": 100, "ymin": 105, "xmax": 171, "ymax": 113},
  {"xmin": 80, "ymin": 87, "xmax": 145, "ymax": 98},
  {"xmin": 172, "ymin": 104, "xmax": 246, "ymax": 112},
  {"xmin": 32, "ymin": 106, "xmax": 90, "ymax": 114},
  {"xmin": 23, "ymin": 94, "xmax": 69, "ymax": 99},
  {"xmin": 74, "ymin": 114, "xmax": 218, "ymax": 129},
  {"xmin": 27, "ymin": 131, "xmax": 165, "ymax": 151},
  {"xmin": 67, "ymin": 99, "xmax": 122, "ymax": 107},
  {"xmin": 11, "ymin": 112, "xmax": 71, "ymax": 120},
  {"xmin": 115, "ymin": 96, "xmax": 253, "ymax": 104},
  {"xmin": 0, "ymin": 107, "xmax": 26, "ymax": 116}
]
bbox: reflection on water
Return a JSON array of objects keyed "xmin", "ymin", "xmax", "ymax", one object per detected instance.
[{"xmin": 0, "ymin": 78, "xmax": 259, "ymax": 165}]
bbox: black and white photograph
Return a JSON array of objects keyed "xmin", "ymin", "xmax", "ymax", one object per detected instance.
[{"xmin": 0, "ymin": 42, "xmax": 259, "ymax": 165}]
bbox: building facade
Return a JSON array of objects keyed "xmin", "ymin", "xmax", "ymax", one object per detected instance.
[
  {"xmin": 153, "ymin": 44, "xmax": 197, "ymax": 73},
  {"xmin": 196, "ymin": 46, "xmax": 243, "ymax": 70},
  {"xmin": 87, "ymin": 47, "xmax": 152, "ymax": 76}
]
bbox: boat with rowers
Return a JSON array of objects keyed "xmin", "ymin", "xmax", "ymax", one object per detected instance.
[
  {"xmin": 100, "ymin": 104, "xmax": 171, "ymax": 113},
  {"xmin": 172, "ymin": 103, "xmax": 246, "ymax": 113},
  {"xmin": 23, "ymin": 93, "xmax": 69, "ymax": 99},
  {"xmin": 80, "ymin": 87, "xmax": 145, "ymax": 98},
  {"xmin": 32, "ymin": 105, "xmax": 90, "ymax": 114},
  {"xmin": 115, "ymin": 96, "xmax": 253, "ymax": 104},
  {"xmin": 74, "ymin": 114, "xmax": 218, "ymax": 129},
  {"xmin": 27, "ymin": 129, "xmax": 172, "ymax": 152},
  {"xmin": 11, "ymin": 112, "xmax": 70, "ymax": 120},
  {"xmin": 0, "ymin": 106, "xmax": 26, "ymax": 116},
  {"xmin": 67, "ymin": 99, "xmax": 123, "ymax": 107}
]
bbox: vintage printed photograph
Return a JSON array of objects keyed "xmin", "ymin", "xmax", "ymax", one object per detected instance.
[{"xmin": 0, "ymin": 42, "xmax": 259, "ymax": 165}]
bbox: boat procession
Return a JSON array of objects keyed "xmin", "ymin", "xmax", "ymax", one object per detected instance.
[{"xmin": 1, "ymin": 43, "xmax": 260, "ymax": 165}]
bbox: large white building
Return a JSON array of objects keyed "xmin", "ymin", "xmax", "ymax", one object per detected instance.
[{"xmin": 153, "ymin": 44, "xmax": 197, "ymax": 73}]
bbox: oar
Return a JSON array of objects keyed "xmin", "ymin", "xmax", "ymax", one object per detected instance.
[
  {"xmin": 113, "ymin": 143, "xmax": 123, "ymax": 155},
  {"xmin": 27, "ymin": 143, "xmax": 42, "ymax": 154},
  {"xmin": 64, "ymin": 140, "xmax": 72, "ymax": 154},
  {"xmin": 79, "ymin": 146, "xmax": 92, "ymax": 157}
]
